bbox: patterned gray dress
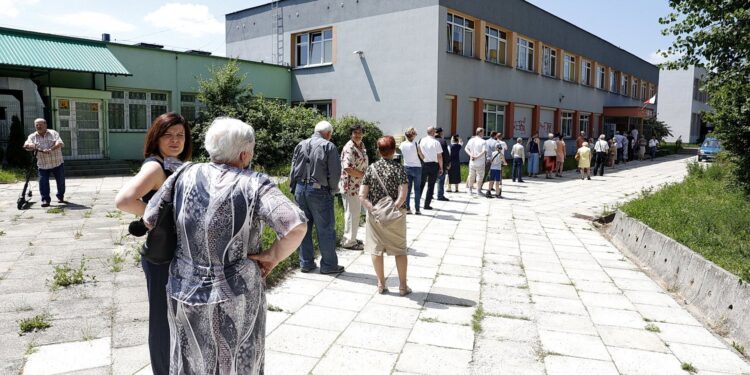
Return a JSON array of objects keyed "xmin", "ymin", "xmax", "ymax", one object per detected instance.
[{"xmin": 144, "ymin": 163, "xmax": 307, "ymax": 375}]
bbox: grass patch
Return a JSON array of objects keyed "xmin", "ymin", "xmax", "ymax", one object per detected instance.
[
  {"xmin": 472, "ymin": 304, "xmax": 485, "ymax": 333},
  {"xmin": 46, "ymin": 207, "xmax": 64, "ymax": 214},
  {"xmin": 0, "ymin": 230, "xmax": 5, "ymax": 236},
  {"xmin": 621, "ymin": 159, "xmax": 750, "ymax": 282},
  {"xmin": 681, "ymin": 362, "xmax": 697, "ymax": 373},
  {"xmin": 645, "ymin": 323, "xmax": 661, "ymax": 333},
  {"xmin": 83, "ymin": 210, "xmax": 92, "ymax": 219},
  {"xmin": 487, "ymin": 312, "xmax": 531, "ymax": 321},
  {"xmin": 18, "ymin": 313, "xmax": 52, "ymax": 333},
  {"xmin": 25, "ymin": 342, "xmax": 38, "ymax": 356},
  {"xmin": 267, "ymin": 304, "xmax": 283, "ymax": 312},
  {"xmin": 109, "ymin": 252, "xmax": 125, "ymax": 273},
  {"xmin": 0, "ymin": 168, "xmax": 25, "ymax": 184},
  {"xmin": 732, "ymin": 341, "xmax": 746, "ymax": 356},
  {"xmin": 49, "ymin": 258, "xmax": 92, "ymax": 290},
  {"xmin": 105, "ymin": 210, "xmax": 123, "ymax": 219}
]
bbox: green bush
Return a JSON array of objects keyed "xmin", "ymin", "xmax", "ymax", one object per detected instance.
[{"xmin": 331, "ymin": 116, "xmax": 384, "ymax": 163}]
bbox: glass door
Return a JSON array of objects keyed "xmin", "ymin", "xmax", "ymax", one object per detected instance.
[{"xmin": 56, "ymin": 99, "xmax": 103, "ymax": 159}]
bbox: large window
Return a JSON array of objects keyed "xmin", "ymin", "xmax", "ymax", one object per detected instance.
[
  {"xmin": 580, "ymin": 114, "xmax": 590, "ymax": 135},
  {"xmin": 563, "ymin": 55, "xmax": 576, "ymax": 82},
  {"xmin": 609, "ymin": 71, "xmax": 617, "ymax": 93},
  {"xmin": 561, "ymin": 112, "xmax": 573, "ymax": 138},
  {"xmin": 516, "ymin": 38, "xmax": 534, "ymax": 71},
  {"xmin": 485, "ymin": 26, "xmax": 507, "ymax": 64},
  {"xmin": 447, "ymin": 13, "xmax": 474, "ymax": 57},
  {"xmin": 581, "ymin": 59, "xmax": 592, "ymax": 85},
  {"xmin": 483, "ymin": 103, "xmax": 505, "ymax": 133},
  {"xmin": 295, "ymin": 28, "xmax": 333, "ymax": 67},
  {"xmin": 109, "ymin": 90, "xmax": 169, "ymax": 132},
  {"xmin": 542, "ymin": 46, "xmax": 556, "ymax": 77},
  {"xmin": 180, "ymin": 94, "xmax": 204, "ymax": 123},
  {"xmin": 596, "ymin": 66, "xmax": 605, "ymax": 89},
  {"xmin": 296, "ymin": 100, "xmax": 333, "ymax": 118},
  {"xmin": 641, "ymin": 82, "xmax": 648, "ymax": 100},
  {"xmin": 632, "ymin": 78, "xmax": 639, "ymax": 99},
  {"xmin": 621, "ymin": 75, "xmax": 629, "ymax": 96},
  {"xmin": 649, "ymin": 85, "xmax": 655, "ymax": 100}
]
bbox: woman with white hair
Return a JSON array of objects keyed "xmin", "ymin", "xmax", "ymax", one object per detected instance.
[{"xmin": 144, "ymin": 117, "xmax": 307, "ymax": 374}]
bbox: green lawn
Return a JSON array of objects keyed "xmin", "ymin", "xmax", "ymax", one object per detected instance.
[
  {"xmin": 0, "ymin": 167, "xmax": 26, "ymax": 184},
  {"xmin": 621, "ymin": 159, "xmax": 750, "ymax": 282}
]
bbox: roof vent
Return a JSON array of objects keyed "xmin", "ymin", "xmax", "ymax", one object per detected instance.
[
  {"xmin": 101, "ymin": 33, "xmax": 110, "ymax": 42},
  {"xmin": 186, "ymin": 50, "xmax": 211, "ymax": 56},
  {"xmin": 136, "ymin": 42, "xmax": 164, "ymax": 49}
]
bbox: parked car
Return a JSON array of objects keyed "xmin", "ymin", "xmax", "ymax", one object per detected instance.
[{"xmin": 698, "ymin": 137, "xmax": 721, "ymax": 161}]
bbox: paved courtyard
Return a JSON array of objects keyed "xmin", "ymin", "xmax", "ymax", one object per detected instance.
[{"xmin": 1, "ymin": 154, "xmax": 749, "ymax": 375}]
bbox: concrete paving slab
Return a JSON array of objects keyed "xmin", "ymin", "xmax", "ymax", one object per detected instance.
[{"xmin": 24, "ymin": 337, "xmax": 111, "ymax": 375}]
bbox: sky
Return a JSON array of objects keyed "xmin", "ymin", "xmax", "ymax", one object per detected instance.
[{"xmin": 0, "ymin": 0, "xmax": 677, "ymax": 64}]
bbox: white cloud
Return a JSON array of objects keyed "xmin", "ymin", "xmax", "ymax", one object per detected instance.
[
  {"xmin": 648, "ymin": 50, "xmax": 683, "ymax": 65},
  {"xmin": 144, "ymin": 3, "xmax": 223, "ymax": 37},
  {"xmin": 0, "ymin": 0, "xmax": 39, "ymax": 18},
  {"xmin": 50, "ymin": 11, "xmax": 136, "ymax": 33}
]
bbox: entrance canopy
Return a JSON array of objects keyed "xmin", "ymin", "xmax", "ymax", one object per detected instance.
[
  {"xmin": 603, "ymin": 106, "xmax": 656, "ymax": 138},
  {"xmin": 0, "ymin": 27, "xmax": 130, "ymax": 75}
]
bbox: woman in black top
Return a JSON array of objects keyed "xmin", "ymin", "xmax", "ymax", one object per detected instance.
[
  {"xmin": 115, "ymin": 112, "xmax": 192, "ymax": 375},
  {"xmin": 448, "ymin": 134, "xmax": 463, "ymax": 192}
]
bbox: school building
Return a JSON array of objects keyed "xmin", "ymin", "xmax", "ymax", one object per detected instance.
[
  {"xmin": 657, "ymin": 66, "xmax": 713, "ymax": 143},
  {"xmin": 0, "ymin": 26, "xmax": 290, "ymax": 165},
  {"xmin": 226, "ymin": 0, "xmax": 659, "ymax": 155}
]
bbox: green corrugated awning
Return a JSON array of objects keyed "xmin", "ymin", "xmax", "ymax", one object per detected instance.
[{"xmin": 0, "ymin": 27, "xmax": 130, "ymax": 75}]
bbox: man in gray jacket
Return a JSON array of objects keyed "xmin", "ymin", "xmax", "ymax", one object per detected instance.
[{"xmin": 290, "ymin": 121, "xmax": 344, "ymax": 274}]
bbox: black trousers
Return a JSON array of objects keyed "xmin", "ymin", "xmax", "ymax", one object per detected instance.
[
  {"xmin": 142, "ymin": 258, "xmax": 171, "ymax": 375},
  {"xmin": 593, "ymin": 151, "xmax": 607, "ymax": 176},
  {"xmin": 419, "ymin": 162, "xmax": 439, "ymax": 207}
]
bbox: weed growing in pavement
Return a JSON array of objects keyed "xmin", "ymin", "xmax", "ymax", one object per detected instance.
[
  {"xmin": 131, "ymin": 242, "xmax": 143, "ymax": 266},
  {"xmin": 0, "ymin": 230, "xmax": 5, "ymax": 236},
  {"xmin": 109, "ymin": 252, "xmax": 125, "ymax": 273},
  {"xmin": 112, "ymin": 228, "xmax": 126, "ymax": 246},
  {"xmin": 472, "ymin": 304, "xmax": 485, "ymax": 333},
  {"xmin": 18, "ymin": 313, "xmax": 52, "ymax": 333},
  {"xmin": 49, "ymin": 258, "xmax": 92, "ymax": 290},
  {"xmin": 732, "ymin": 341, "xmax": 746, "ymax": 356},
  {"xmin": 46, "ymin": 207, "xmax": 64, "ymax": 214},
  {"xmin": 645, "ymin": 323, "xmax": 661, "ymax": 333},
  {"xmin": 24, "ymin": 341, "xmax": 38, "ymax": 356},
  {"xmin": 419, "ymin": 317, "xmax": 440, "ymax": 323},
  {"xmin": 81, "ymin": 322, "xmax": 95, "ymax": 341},
  {"xmin": 105, "ymin": 210, "xmax": 123, "ymax": 219},
  {"xmin": 267, "ymin": 304, "xmax": 283, "ymax": 312},
  {"xmin": 681, "ymin": 362, "xmax": 697, "ymax": 373},
  {"xmin": 83, "ymin": 210, "xmax": 92, "ymax": 219},
  {"xmin": 487, "ymin": 312, "xmax": 531, "ymax": 321},
  {"xmin": 74, "ymin": 224, "xmax": 84, "ymax": 240},
  {"xmin": 13, "ymin": 302, "xmax": 33, "ymax": 312}
]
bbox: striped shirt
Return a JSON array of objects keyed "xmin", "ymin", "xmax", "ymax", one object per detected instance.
[{"xmin": 24, "ymin": 130, "xmax": 64, "ymax": 169}]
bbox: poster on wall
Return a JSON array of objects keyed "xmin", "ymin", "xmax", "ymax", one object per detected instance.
[
  {"xmin": 513, "ymin": 106, "xmax": 532, "ymax": 138},
  {"xmin": 539, "ymin": 109, "xmax": 554, "ymax": 137}
]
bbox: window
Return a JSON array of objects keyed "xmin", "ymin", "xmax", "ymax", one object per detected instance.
[
  {"xmin": 297, "ymin": 101, "xmax": 333, "ymax": 117},
  {"xmin": 483, "ymin": 103, "xmax": 505, "ymax": 133},
  {"xmin": 649, "ymin": 85, "xmax": 655, "ymax": 99},
  {"xmin": 447, "ymin": 13, "xmax": 474, "ymax": 57},
  {"xmin": 109, "ymin": 89, "xmax": 169, "ymax": 131},
  {"xmin": 485, "ymin": 26, "xmax": 507, "ymax": 64},
  {"xmin": 295, "ymin": 28, "xmax": 333, "ymax": 67},
  {"xmin": 581, "ymin": 59, "xmax": 591, "ymax": 85},
  {"xmin": 621, "ymin": 75, "xmax": 629, "ymax": 96},
  {"xmin": 693, "ymin": 79, "xmax": 709, "ymax": 103},
  {"xmin": 609, "ymin": 71, "xmax": 617, "ymax": 93},
  {"xmin": 516, "ymin": 37, "xmax": 534, "ymax": 71},
  {"xmin": 180, "ymin": 94, "xmax": 203, "ymax": 123},
  {"xmin": 596, "ymin": 66, "xmax": 605, "ymax": 89},
  {"xmin": 580, "ymin": 114, "xmax": 590, "ymax": 134},
  {"xmin": 542, "ymin": 46, "xmax": 556, "ymax": 77},
  {"xmin": 563, "ymin": 55, "xmax": 575, "ymax": 81},
  {"xmin": 632, "ymin": 78, "xmax": 639, "ymax": 99},
  {"xmin": 561, "ymin": 112, "xmax": 573, "ymax": 138},
  {"xmin": 641, "ymin": 82, "xmax": 647, "ymax": 100}
]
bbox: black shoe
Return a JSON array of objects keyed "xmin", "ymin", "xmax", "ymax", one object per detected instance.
[
  {"xmin": 512, "ymin": 179, "xmax": 516, "ymax": 182},
  {"xmin": 41, "ymin": 200, "xmax": 50, "ymax": 207},
  {"xmin": 437, "ymin": 197, "xmax": 449, "ymax": 201},
  {"xmin": 57, "ymin": 196, "xmax": 65, "ymax": 203},
  {"xmin": 415, "ymin": 210, "xmax": 422, "ymax": 215},
  {"xmin": 320, "ymin": 265, "xmax": 345, "ymax": 275},
  {"xmin": 301, "ymin": 264, "xmax": 318, "ymax": 273},
  {"xmin": 518, "ymin": 180, "xmax": 524, "ymax": 183},
  {"xmin": 485, "ymin": 192, "xmax": 493, "ymax": 198},
  {"xmin": 587, "ymin": 177, "xmax": 591, "ymax": 180},
  {"xmin": 423, "ymin": 206, "xmax": 433, "ymax": 210}
]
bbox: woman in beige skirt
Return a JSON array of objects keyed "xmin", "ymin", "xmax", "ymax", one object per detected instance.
[{"xmin": 359, "ymin": 135, "xmax": 411, "ymax": 296}]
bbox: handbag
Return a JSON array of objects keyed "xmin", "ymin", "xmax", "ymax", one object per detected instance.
[
  {"xmin": 142, "ymin": 163, "xmax": 193, "ymax": 264},
  {"xmin": 370, "ymin": 166, "xmax": 404, "ymax": 225}
]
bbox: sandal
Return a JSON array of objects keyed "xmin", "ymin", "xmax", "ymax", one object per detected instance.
[
  {"xmin": 399, "ymin": 286, "xmax": 412, "ymax": 297},
  {"xmin": 377, "ymin": 285, "xmax": 389, "ymax": 294}
]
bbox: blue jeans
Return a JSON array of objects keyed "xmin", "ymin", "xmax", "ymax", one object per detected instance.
[
  {"xmin": 295, "ymin": 183, "xmax": 338, "ymax": 272},
  {"xmin": 405, "ymin": 166, "xmax": 422, "ymax": 212},
  {"xmin": 512, "ymin": 158, "xmax": 524, "ymax": 181},
  {"xmin": 649, "ymin": 146, "xmax": 656, "ymax": 160},
  {"xmin": 38, "ymin": 163, "xmax": 65, "ymax": 203},
  {"xmin": 437, "ymin": 169, "xmax": 446, "ymax": 199},
  {"xmin": 527, "ymin": 153, "xmax": 539, "ymax": 175}
]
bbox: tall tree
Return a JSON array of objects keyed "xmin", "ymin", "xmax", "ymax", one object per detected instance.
[{"xmin": 659, "ymin": 1, "xmax": 750, "ymax": 192}]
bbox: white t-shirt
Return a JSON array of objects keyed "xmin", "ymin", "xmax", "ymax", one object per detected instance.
[
  {"xmin": 490, "ymin": 150, "xmax": 504, "ymax": 170},
  {"xmin": 465, "ymin": 136, "xmax": 487, "ymax": 165},
  {"xmin": 648, "ymin": 139, "xmax": 658, "ymax": 147},
  {"xmin": 543, "ymin": 139, "xmax": 557, "ymax": 156},
  {"xmin": 418, "ymin": 136, "xmax": 442, "ymax": 163},
  {"xmin": 399, "ymin": 140, "xmax": 421, "ymax": 168},
  {"xmin": 594, "ymin": 139, "xmax": 609, "ymax": 153}
]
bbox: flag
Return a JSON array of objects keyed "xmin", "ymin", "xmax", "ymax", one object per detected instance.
[{"xmin": 643, "ymin": 95, "xmax": 656, "ymax": 105}]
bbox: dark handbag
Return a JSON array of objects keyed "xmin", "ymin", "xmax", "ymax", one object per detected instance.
[{"xmin": 142, "ymin": 163, "xmax": 192, "ymax": 264}]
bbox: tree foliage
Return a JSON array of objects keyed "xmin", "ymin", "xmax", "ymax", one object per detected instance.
[
  {"xmin": 645, "ymin": 118, "xmax": 673, "ymax": 143},
  {"xmin": 331, "ymin": 116, "xmax": 384, "ymax": 163},
  {"xmin": 659, "ymin": 1, "xmax": 750, "ymax": 193}
]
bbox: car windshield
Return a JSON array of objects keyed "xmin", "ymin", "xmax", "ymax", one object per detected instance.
[{"xmin": 702, "ymin": 139, "xmax": 720, "ymax": 148}]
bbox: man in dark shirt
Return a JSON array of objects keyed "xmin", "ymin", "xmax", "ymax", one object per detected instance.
[
  {"xmin": 289, "ymin": 121, "xmax": 344, "ymax": 274},
  {"xmin": 435, "ymin": 127, "xmax": 450, "ymax": 201}
]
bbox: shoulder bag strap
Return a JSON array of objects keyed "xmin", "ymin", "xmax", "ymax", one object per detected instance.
[
  {"xmin": 165, "ymin": 162, "xmax": 192, "ymax": 205},
  {"xmin": 371, "ymin": 164, "xmax": 395, "ymax": 200}
]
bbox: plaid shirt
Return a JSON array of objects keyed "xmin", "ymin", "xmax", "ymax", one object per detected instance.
[{"xmin": 24, "ymin": 130, "xmax": 65, "ymax": 169}]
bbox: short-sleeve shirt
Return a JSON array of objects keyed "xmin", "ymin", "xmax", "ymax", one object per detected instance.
[
  {"xmin": 485, "ymin": 138, "xmax": 498, "ymax": 158},
  {"xmin": 399, "ymin": 140, "xmax": 421, "ymax": 168},
  {"xmin": 24, "ymin": 130, "xmax": 64, "ymax": 169},
  {"xmin": 339, "ymin": 140, "xmax": 368, "ymax": 197},
  {"xmin": 418, "ymin": 136, "xmax": 442, "ymax": 163},
  {"xmin": 362, "ymin": 159, "xmax": 408, "ymax": 209},
  {"xmin": 465, "ymin": 136, "xmax": 487, "ymax": 164},
  {"xmin": 543, "ymin": 140, "xmax": 557, "ymax": 157}
]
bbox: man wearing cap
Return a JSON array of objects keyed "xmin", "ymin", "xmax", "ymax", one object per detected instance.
[
  {"xmin": 23, "ymin": 118, "xmax": 66, "ymax": 207},
  {"xmin": 434, "ymin": 127, "xmax": 450, "ymax": 202},
  {"xmin": 290, "ymin": 120, "xmax": 345, "ymax": 274}
]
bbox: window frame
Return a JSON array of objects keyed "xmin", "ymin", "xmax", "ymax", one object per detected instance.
[
  {"xmin": 621, "ymin": 74, "xmax": 629, "ymax": 96},
  {"xmin": 483, "ymin": 102, "xmax": 506, "ymax": 134},
  {"xmin": 580, "ymin": 59, "xmax": 592, "ymax": 86},
  {"xmin": 596, "ymin": 66, "xmax": 606, "ymax": 89},
  {"xmin": 516, "ymin": 37, "xmax": 535, "ymax": 72},
  {"xmin": 294, "ymin": 27, "xmax": 334, "ymax": 68},
  {"xmin": 109, "ymin": 89, "xmax": 169, "ymax": 132},
  {"xmin": 296, "ymin": 100, "xmax": 333, "ymax": 118},
  {"xmin": 484, "ymin": 25, "xmax": 507, "ymax": 65},
  {"xmin": 632, "ymin": 78, "xmax": 639, "ymax": 99},
  {"xmin": 563, "ymin": 54, "xmax": 576, "ymax": 82},
  {"xmin": 180, "ymin": 93, "xmax": 204, "ymax": 123},
  {"xmin": 561, "ymin": 112, "xmax": 573, "ymax": 138},
  {"xmin": 609, "ymin": 71, "xmax": 617, "ymax": 93},
  {"xmin": 447, "ymin": 13, "xmax": 475, "ymax": 58},
  {"xmin": 579, "ymin": 114, "xmax": 590, "ymax": 135},
  {"xmin": 542, "ymin": 45, "xmax": 556, "ymax": 77}
]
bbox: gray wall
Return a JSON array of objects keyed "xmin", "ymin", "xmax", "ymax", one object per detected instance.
[{"xmin": 657, "ymin": 66, "xmax": 712, "ymax": 143}]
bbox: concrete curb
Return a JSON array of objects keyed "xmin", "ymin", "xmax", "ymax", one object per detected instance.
[{"xmin": 608, "ymin": 209, "xmax": 750, "ymax": 352}]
